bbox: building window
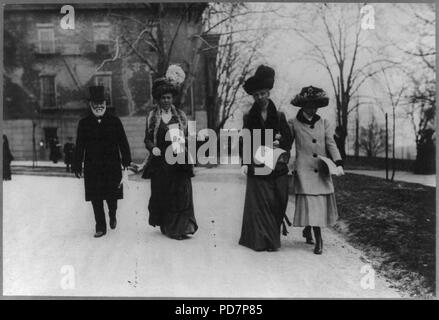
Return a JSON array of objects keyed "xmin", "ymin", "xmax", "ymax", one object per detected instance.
[
  {"xmin": 40, "ymin": 75, "xmax": 56, "ymax": 108},
  {"xmin": 93, "ymin": 22, "xmax": 111, "ymax": 55},
  {"xmin": 37, "ymin": 24, "xmax": 55, "ymax": 54},
  {"xmin": 94, "ymin": 73, "xmax": 112, "ymax": 105}
]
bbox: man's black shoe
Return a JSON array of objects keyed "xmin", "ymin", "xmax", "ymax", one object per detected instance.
[
  {"xmin": 94, "ymin": 231, "xmax": 106, "ymax": 238},
  {"xmin": 110, "ymin": 218, "xmax": 117, "ymax": 229}
]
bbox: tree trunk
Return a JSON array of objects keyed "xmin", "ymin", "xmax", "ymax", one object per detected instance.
[
  {"xmin": 178, "ymin": 31, "xmax": 205, "ymax": 112},
  {"xmin": 121, "ymin": 59, "xmax": 135, "ymax": 115},
  {"xmin": 391, "ymin": 106, "xmax": 396, "ymax": 181},
  {"xmin": 340, "ymin": 99, "xmax": 349, "ymax": 160},
  {"xmin": 385, "ymin": 113, "xmax": 389, "ymax": 181},
  {"xmin": 354, "ymin": 108, "xmax": 359, "ymax": 159}
]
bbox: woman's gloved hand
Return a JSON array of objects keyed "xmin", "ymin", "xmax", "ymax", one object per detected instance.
[
  {"xmin": 152, "ymin": 147, "xmax": 161, "ymax": 156},
  {"xmin": 273, "ymin": 133, "xmax": 282, "ymax": 148},
  {"xmin": 336, "ymin": 166, "xmax": 345, "ymax": 176},
  {"xmin": 241, "ymin": 165, "xmax": 248, "ymax": 176}
]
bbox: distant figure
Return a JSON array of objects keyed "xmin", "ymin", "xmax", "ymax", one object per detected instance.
[
  {"xmin": 3, "ymin": 134, "xmax": 14, "ymax": 180},
  {"xmin": 63, "ymin": 137, "xmax": 75, "ymax": 172},
  {"xmin": 49, "ymin": 137, "xmax": 62, "ymax": 163},
  {"xmin": 334, "ymin": 126, "xmax": 346, "ymax": 160},
  {"xmin": 414, "ymin": 128, "xmax": 436, "ymax": 174}
]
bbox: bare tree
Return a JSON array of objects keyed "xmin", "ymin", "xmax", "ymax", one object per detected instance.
[
  {"xmin": 96, "ymin": 3, "xmax": 208, "ymax": 115},
  {"xmin": 97, "ymin": 3, "xmax": 273, "ymax": 122},
  {"xmin": 286, "ymin": 3, "xmax": 397, "ymax": 156},
  {"xmin": 406, "ymin": 89, "xmax": 436, "ymax": 174},
  {"xmin": 399, "ymin": 3, "xmax": 435, "ymax": 173},
  {"xmin": 204, "ymin": 3, "xmax": 275, "ymax": 130},
  {"xmin": 377, "ymin": 66, "xmax": 406, "ymax": 180},
  {"xmin": 359, "ymin": 114, "xmax": 388, "ymax": 158}
]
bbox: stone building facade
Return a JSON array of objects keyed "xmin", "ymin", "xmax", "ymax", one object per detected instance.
[{"xmin": 3, "ymin": 3, "xmax": 219, "ymax": 161}]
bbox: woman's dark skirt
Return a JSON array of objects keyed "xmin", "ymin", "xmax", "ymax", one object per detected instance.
[
  {"xmin": 3, "ymin": 161, "xmax": 11, "ymax": 180},
  {"xmin": 239, "ymin": 174, "xmax": 289, "ymax": 251},
  {"xmin": 148, "ymin": 162, "xmax": 197, "ymax": 239}
]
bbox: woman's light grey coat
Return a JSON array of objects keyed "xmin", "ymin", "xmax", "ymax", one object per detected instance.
[{"xmin": 289, "ymin": 114, "xmax": 342, "ymax": 195}]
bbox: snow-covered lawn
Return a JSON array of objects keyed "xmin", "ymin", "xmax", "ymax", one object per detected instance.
[{"xmin": 3, "ymin": 174, "xmax": 401, "ymax": 298}]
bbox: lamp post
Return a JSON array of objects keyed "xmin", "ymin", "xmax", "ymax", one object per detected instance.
[
  {"xmin": 32, "ymin": 97, "xmax": 40, "ymax": 168},
  {"xmin": 32, "ymin": 121, "xmax": 37, "ymax": 168},
  {"xmin": 385, "ymin": 113, "xmax": 389, "ymax": 181}
]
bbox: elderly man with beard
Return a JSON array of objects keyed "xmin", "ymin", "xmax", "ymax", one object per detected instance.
[{"xmin": 73, "ymin": 86, "xmax": 132, "ymax": 238}]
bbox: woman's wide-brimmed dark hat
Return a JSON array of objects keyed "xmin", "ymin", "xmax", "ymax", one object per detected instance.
[
  {"xmin": 243, "ymin": 65, "xmax": 275, "ymax": 95},
  {"xmin": 88, "ymin": 85, "xmax": 106, "ymax": 103},
  {"xmin": 291, "ymin": 85, "xmax": 329, "ymax": 108},
  {"xmin": 152, "ymin": 77, "xmax": 179, "ymax": 100}
]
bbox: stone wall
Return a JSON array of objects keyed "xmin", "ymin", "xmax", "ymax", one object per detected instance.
[
  {"xmin": 4, "ymin": 110, "xmax": 207, "ymax": 162},
  {"xmin": 3, "ymin": 120, "xmax": 36, "ymax": 160}
]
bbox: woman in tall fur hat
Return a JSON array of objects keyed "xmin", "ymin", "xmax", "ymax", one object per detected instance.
[
  {"xmin": 238, "ymin": 65, "xmax": 294, "ymax": 252},
  {"xmin": 143, "ymin": 65, "xmax": 198, "ymax": 240},
  {"xmin": 289, "ymin": 86, "xmax": 344, "ymax": 254}
]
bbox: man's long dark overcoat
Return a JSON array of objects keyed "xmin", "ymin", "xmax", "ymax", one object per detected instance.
[{"xmin": 73, "ymin": 113, "xmax": 131, "ymax": 201}]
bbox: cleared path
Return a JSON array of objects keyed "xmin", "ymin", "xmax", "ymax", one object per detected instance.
[{"xmin": 3, "ymin": 174, "xmax": 401, "ymax": 298}]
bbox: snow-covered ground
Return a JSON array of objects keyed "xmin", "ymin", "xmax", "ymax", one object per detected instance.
[{"xmin": 3, "ymin": 174, "xmax": 401, "ymax": 298}]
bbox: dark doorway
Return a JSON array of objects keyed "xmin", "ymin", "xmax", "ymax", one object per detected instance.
[
  {"xmin": 44, "ymin": 127, "xmax": 58, "ymax": 148},
  {"xmin": 43, "ymin": 127, "xmax": 62, "ymax": 163}
]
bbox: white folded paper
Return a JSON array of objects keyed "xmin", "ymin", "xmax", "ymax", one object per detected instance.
[
  {"xmin": 254, "ymin": 146, "xmax": 286, "ymax": 170},
  {"xmin": 168, "ymin": 123, "xmax": 185, "ymax": 154},
  {"xmin": 119, "ymin": 168, "xmax": 129, "ymax": 188},
  {"xmin": 318, "ymin": 155, "xmax": 338, "ymax": 175}
]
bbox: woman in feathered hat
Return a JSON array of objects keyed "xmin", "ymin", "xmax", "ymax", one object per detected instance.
[
  {"xmin": 289, "ymin": 86, "xmax": 344, "ymax": 254},
  {"xmin": 238, "ymin": 65, "xmax": 294, "ymax": 252},
  {"xmin": 142, "ymin": 65, "xmax": 198, "ymax": 240}
]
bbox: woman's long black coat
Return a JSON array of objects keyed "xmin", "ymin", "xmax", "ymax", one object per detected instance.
[
  {"xmin": 3, "ymin": 135, "xmax": 13, "ymax": 180},
  {"xmin": 73, "ymin": 113, "xmax": 132, "ymax": 201}
]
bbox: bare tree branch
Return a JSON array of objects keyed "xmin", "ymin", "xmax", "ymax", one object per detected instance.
[{"xmin": 96, "ymin": 36, "xmax": 121, "ymax": 71}]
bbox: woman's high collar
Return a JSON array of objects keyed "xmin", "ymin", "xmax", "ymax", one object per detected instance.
[
  {"xmin": 160, "ymin": 106, "xmax": 173, "ymax": 113},
  {"xmin": 296, "ymin": 108, "xmax": 321, "ymax": 125}
]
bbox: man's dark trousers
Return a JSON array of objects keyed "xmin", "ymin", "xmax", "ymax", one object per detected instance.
[{"xmin": 91, "ymin": 199, "xmax": 117, "ymax": 232}]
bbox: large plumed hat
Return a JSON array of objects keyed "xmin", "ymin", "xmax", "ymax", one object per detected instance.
[
  {"xmin": 88, "ymin": 86, "xmax": 106, "ymax": 103},
  {"xmin": 243, "ymin": 65, "xmax": 275, "ymax": 95},
  {"xmin": 291, "ymin": 85, "xmax": 329, "ymax": 108},
  {"xmin": 152, "ymin": 77, "xmax": 179, "ymax": 100},
  {"xmin": 152, "ymin": 64, "xmax": 186, "ymax": 100}
]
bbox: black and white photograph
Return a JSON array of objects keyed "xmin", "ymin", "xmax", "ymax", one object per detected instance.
[{"xmin": 1, "ymin": 1, "xmax": 436, "ymax": 300}]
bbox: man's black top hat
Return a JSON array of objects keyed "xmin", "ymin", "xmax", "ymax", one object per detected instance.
[{"xmin": 89, "ymin": 86, "xmax": 106, "ymax": 103}]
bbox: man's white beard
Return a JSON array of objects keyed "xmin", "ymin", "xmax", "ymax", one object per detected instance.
[{"xmin": 91, "ymin": 107, "xmax": 106, "ymax": 117}]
